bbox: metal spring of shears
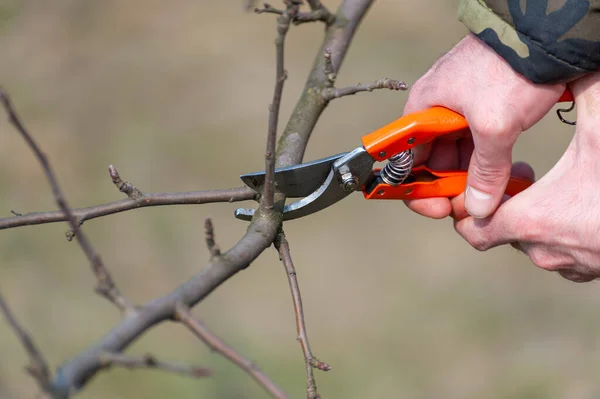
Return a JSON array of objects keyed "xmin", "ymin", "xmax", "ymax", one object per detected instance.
[
  {"xmin": 379, "ymin": 149, "xmax": 414, "ymax": 186},
  {"xmin": 379, "ymin": 99, "xmax": 578, "ymax": 187}
]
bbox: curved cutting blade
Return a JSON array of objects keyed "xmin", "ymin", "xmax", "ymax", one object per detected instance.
[
  {"xmin": 240, "ymin": 152, "xmax": 346, "ymax": 198},
  {"xmin": 235, "ymin": 148, "xmax": 375, "ymax": 221}
]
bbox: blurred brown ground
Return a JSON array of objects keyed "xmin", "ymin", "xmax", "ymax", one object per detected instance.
[{"xmin": 0, "ymin": 1, "xmax": 598, "ymax": 398}]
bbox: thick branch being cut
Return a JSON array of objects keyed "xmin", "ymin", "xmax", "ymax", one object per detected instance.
[{"xmin": 175, "ymin": 304, "xmax": 288, "ymax": 399}]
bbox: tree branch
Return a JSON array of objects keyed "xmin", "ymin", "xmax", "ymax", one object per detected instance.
[
  {"xmin": 0, "ymin": 89, "xmax": 131, "ymax": 312},
  {"xmin": 97, "ymin": 352, "xmax": 212, "ymax": 379},
  {"xmin": 275, "ymin": 232, "xmax": 329, "ymax": 399},
  {"xmin": 175, "ymin": 303, "xmax": 288, "ymax": 399},
  {"xmin": 255, "ymin": 3, "xmax": 335, "ymax": 26},
  {"xmin": 0, "ymin": 186, "xmax": 256, "ymax": 231},
  {"xmin": 275, "ymin": 0, "xmax": 375, "ymax": 167},
  {"xmin": 50, "ymin": 210, "xmax": 279, "ymax": 396},
  {"xmin": 262, "ymin": 1, "xmax": 297, "ymax": 210},
  {"xmin": 0, "ymin": 290, "xmax": 53, "ymax": 395},
  {"xmin": 322, "ymin": 77, "xmax": 408, "ymax": 101}
]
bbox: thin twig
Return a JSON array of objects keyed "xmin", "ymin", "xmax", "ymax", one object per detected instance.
[
  {"xmin": 255, "ymin": 3, "xmax": 335, "ymax": 25},
  {"xmin": 304, "ymin": 0, "xmax": 335, "ymax": 24},
  {"xmin": 255, "ymin": 3, "xmax": 283, "ymax": 15},
  {"xmin": 66, "ymin": 164, "xmax": 146, "ymax": 240},
  {"xmin": 175, "ymin": 303, "xmax": 288, "ymax": 399},
  {"xmin": 98, "ymin": 352, "xmax": 212, "ymax": 378},
  {"xmin": 275, "ymin": 0, "xmax": 375, "ymax": 166},
  {"xmin": 0, "ymin": 89, "xmax": 131, "ymax": 312},
  {"xmin": 275, "ymin": 231, "xmax": 330, "ymax": 399},
  {"xmin": 204, "ymin": 217, "xmax": 221, "ymax": 258},
  {"xmin": 0, "ymin": 187, "xmax": 257, "ymax": 231},
  {"xmin": 262, "ymin": 2, "xmax": 297, "ymax": 210},
  {"xmin": 108, "ymin": 165, "xmax": 143, "ymax": 200},
  {"xmin": 322, "ymin": 78, "xmax": 408, "ymax": 101},
  {"xmin": 292, "ymin": 8, "xmax": 336, "ymax": 25},
  {"xmin": 0, "ymin": 291, "xmax": 53, "ymax": 394}
]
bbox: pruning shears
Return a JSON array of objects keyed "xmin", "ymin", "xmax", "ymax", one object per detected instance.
[{"xmin": 235, "ymin": 90, "xmax": 575, "ymax": 221}]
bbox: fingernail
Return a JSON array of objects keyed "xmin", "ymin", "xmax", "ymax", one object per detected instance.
[{"xmin": 465, "ymin": 185, "xmax": 494, "ymax": 219}]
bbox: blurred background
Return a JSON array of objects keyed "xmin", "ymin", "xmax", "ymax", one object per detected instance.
[{"xmin": 0, "ymin": 1, "xmax": 597, "ymax": 398}]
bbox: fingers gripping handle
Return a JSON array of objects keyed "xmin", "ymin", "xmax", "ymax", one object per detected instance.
[
  {"xmin": 360, "ymin": 88, "xmax": 572, "ymax": 200},
  {"xmin": 362, "ymin": 107, "xmax": 468, "ymax": 162},
  {"xmin": 363, "ymin": 166, "xmax": 532, "ymax": 200},
  {"xmin": 361, "ymin": 89, "xmax": 573, "ymax": 162}
]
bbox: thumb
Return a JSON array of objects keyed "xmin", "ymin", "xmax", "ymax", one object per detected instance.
[{"xmin": 464, "ymin": 133, "xmax": 516, "ymax": 219}]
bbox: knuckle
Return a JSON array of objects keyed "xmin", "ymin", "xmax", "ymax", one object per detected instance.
[
  {"xmin": 513, "ymin": 211, "xmax": 544, "ymax": 242},
  {"xmin": 457, "ymin": 227, "xmax": 492, "ymax": 251},
  {"xmin": 471, "ymin": 240, "xmax": 492, "ymax": 252},
  {"xmin": 470, "ymin": 157, "xmax": 509, "ymax": 185},
  {"xmin": 469, "ymin": 113, "xmax": 516, "ymax": 139}
]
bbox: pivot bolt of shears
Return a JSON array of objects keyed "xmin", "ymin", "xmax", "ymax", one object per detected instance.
[
  {"xmin": 338, "ymin": 165, "xmax": 359, "ymax": 192},
  {"xmin": 341, "ymin": 172, "xmax": 359, "ymax": 191}
]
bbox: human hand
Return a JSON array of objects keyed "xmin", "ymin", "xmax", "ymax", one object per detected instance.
[
  {"xmin": 402, "ymin": 33, "xmax": 566, "ymax": 219},
  {"xmin": 453, "ymin": 72, "xmax": 600, "ymax": 283}
]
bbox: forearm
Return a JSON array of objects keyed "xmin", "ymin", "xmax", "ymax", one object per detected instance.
[{"xmin": 458, "ymin": 0, "xmax": 600, "ymax": 84}]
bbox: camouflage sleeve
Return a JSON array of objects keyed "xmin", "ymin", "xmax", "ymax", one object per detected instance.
[{"xmin": 458, "ymin": 0, "xmax": 600, "ymax": 84}]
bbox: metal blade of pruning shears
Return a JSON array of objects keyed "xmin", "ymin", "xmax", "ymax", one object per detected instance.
[
  {"xmin": 234, "ymin": 148, "xmax": 375, "ymax": 221},
  {"xmin": 240, "ymin": 152, "xmax": 346, "ymax": 198}
]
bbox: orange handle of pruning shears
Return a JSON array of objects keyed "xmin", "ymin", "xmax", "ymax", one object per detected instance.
[
  {"xmin": 360, "ymin": 88, "xmax": 573, "ymax": 200},
  {"xmin": 362, "ymin": 107, "xmax": 469, "ymax": 162},
  {"xmin": 363, "ymin": 165, "xmax": 532, "ymax": 200}
]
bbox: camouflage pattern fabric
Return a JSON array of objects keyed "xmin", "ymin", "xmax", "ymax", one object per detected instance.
[{"xmin": 458, "ymin": 0, "xmax": 600, "ymax": 84}]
